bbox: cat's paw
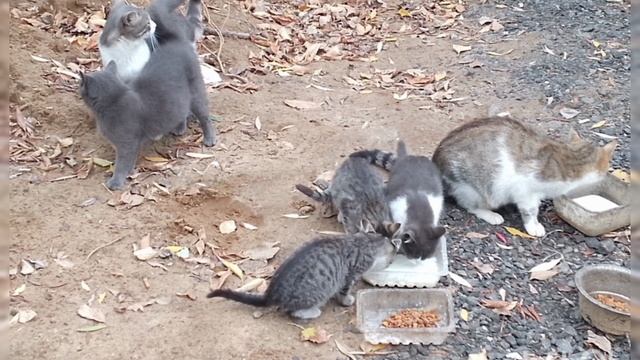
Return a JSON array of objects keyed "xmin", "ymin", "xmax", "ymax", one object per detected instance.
[
  {"xmin": 105, "ymin": 176, "xmax": 125, "ymax": 190},
  {"xmin": 203, "ymin": 135, "xmax": 216, "ymax": 147},
  {"xmin": 337, "ymin": 294, "xmax": 355, "ymax": 307},
  {"xmin": 473, "ymin": 209, "xmax": 504, "ymax": 225},
  {"xmin": 524, "ymin": 221, "xmax": 546, "ymax": 237},
  {"xmin": 171, "ymin": 122, "xmax": 187, "ymax": 136},
  {"xmin": 291, "ymin": 307, "xmax": 322, "ymax": 319}
]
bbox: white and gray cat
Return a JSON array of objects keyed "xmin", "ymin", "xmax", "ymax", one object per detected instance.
[
  {"xmin": 208, "ymin": 229, "xmax": 400, "ymax": 319},
  {"xmin": 351, "ymin": 140, "xmax": 446, "ymax": 260},
  {"xmin": 432, "ymin": 116, "xmax": 617, "ymax": 236},
  {"xmin": 296, "ymin": 155, "xmax": 394, "ymax": 234},
  {"xmin": 80, "ymin": 36, "xmax": 216, "ymax": 189},
  {"xmin": 99, "ymin": 0, "xmax": 203, "ymax": 82}
]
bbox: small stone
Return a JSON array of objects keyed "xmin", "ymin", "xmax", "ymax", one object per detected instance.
[
  {"xmin": 598, "ymin": 239, "xmax": 616, "ymax": 254},
  {"xmin": 555, "ymin": 338, "xmax": 574, "ymax": 354},
  {"xmin": 505, "ymin": 335, "xmax": 517, "ymax": 347}
]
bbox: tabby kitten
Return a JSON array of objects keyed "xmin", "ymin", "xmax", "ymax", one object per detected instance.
[
  {"xmin": 432, "ymin": 116, "xmax": 617, "ymax": 236},
  {"xmin": 296, "ymin": 156, "xmax": 393, "ymax": 234},
  {"xmin": 99, "ymin": 0, "xmax": 203, "ymax": 82},
  {"xmin": 208, "ymin": 229, "xmax": 401, "ymax": 319},
  {"xmin": 80, "ymin": 38, "xmax": 216, "ymax": 189},
  {"xmin": 351, "ymin": 140, "xmax": 446, "ymax": 260}
]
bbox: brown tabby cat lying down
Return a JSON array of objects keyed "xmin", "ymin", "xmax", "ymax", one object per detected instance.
[{"xmin": 433, "ymin": 116, "xmax": 617, "ymax": 237}]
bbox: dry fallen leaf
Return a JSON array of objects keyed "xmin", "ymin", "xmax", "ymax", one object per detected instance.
[
  {"xmin": 529, "ymin": 257, "xmax": 562, "ymax": 280},
  {"xmin": 282, "ymin": 213, "xmax": 310, "ymax": 219},
  {"xmin": 465, "ymin": 232, "xmax": 489, "ymax": 239},
  {"xmin": 176, "ymin": 291, "xmax": 197, "ymax": 301},
  {"xmin": 529, "ymin": 268, "xmax": 560, "ymax": 281},
  {"xmin": 144, "ymin": 156, "xmax": 169, "ymax": 162},
  {"xmin": 284, "ymin": 99, "xmax": 322, "ymax": 110},
  {"xmin": 92, "ymin": 157, "xmax": 113, "ymax": 167},
  {"xmin": 185, "ymin": 152, "xmax": 216, "ymax": 159},
  {"xmin": 460, "ymin": 308, "xmax": 469, "ymax": 321},
  {"xmin": 254, "ymin": 116, "xmax": 262, "ymax": 131},
  {"xmin": 245, "ymin": 242, "xmax": 280, "ymax": 261},
  {"xmin": 590, "ymin": 120, "xmax": 607, "ymax": 129},
  {"xmin": 54, "ymin": 258, "xmax": 75, "ymax": 269},
  {"xmin": 300, "ymin": 326, "xmax": 332, "ymax": 344},
  {"xmin": 241, "ymin": 222, "xmax": 258, "ymax": 230},
  {"xmin": 468, "ymin": 349, "xmax": 488, "ymax": 360},
  {"xmin": 236, "ymin": 278, "xmax": 265, "ymax": 292},
  {"xmin": 449, "ymin": 271, "xmax": 472, "ymax": 289},
  {"xmin": 77, "ymin": 304, "xmax": 106, "ymax": 323},
  {"xmin": 559, "ymin": 107, "xmax": 580, "ymax": 119},
  {"xmin": 133, "ymin": 247, "xmax": 158, "ymax": 261},
  {"xmin": 478, "ymin": 16, "xmax": 492, "ymax": 25},
  {"xmin": 219, "ymin": 220, "xmax": 237, "ymax": 234},
  {"xmin": 586, "ymin": 330, "xmax": 612, "ymax": 355},
  {"xmin": 529, "ymin": 257, "xmax": 562, "ymax": 273},
  {"xmin": 219, "ymin": 258, "xmax": 244, "ymax": 280},
  {"xmin": 58, "ymin": 137, "xmax": 74, "ymax": 147},
  {"xmin": 12, "ymin": 284, "xmax": 26, "ymax": 296},
  {"xmin": 611, "ymin": 169, "xmax": 630, "ymax": 183},
  {"xmin": 20, "ymin": 260, "xmax": 35, "ymax": 275},
  {"xmin": 16, "ymin": 309, "xmax": 37, "ymax": 324},
  {"xmin": 77, "ymin": 324, "xmax": 107, "ymax": 332},
  {"xmin": 481, "ymin": 299, "xmax": 518, "ymax": 316},
  {"xmin": 504, "ymin": 226, "xmax": 535, "ymax": 239},
  {"xmin": 471, "ymin": 261, "xmax": 494, "ymax": 274},
  {"xmin": 453, "ymin": 44, "xmax": 472, "ymax": 54}
]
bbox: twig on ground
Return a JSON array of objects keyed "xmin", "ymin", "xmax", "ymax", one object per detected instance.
[
  {"xmin": 85, "ymin": 236, "xmax": 125, "ymax": 262},
  {"xmin": 204, "ymin": 28, "xmax": 251, "ymax": 40}
]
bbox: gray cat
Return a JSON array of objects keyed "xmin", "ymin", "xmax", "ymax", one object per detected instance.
[
  {"xmin": 80, "ymin": 38, "xmax": 216, "ymax": 190},
  {"xmin": 208, "ymin": 228, "xmax": 401, "ymax": 319},
  {"xmin": 99, "ymin": 0, "xmax": 203, "ymax": 82},
  {"xmin": 296, "ymin": 156, "xmax": 393, "ymax": 234},
  {"xmin": 351, "ymin": 141, "xmax": 445, "ymax": 260}
]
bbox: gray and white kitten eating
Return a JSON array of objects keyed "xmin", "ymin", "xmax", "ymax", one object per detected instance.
[{"xmin": 208, "ymin": 229, "xmax": 400, "ymax": 319}]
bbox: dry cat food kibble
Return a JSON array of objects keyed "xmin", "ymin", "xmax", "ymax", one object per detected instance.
[
  {"xmin": 382, "ymin": 309, "xmax": 441, "ymax": 328},
  {"xmin": 594, "ymin": 293, "xmax": 630, "ymax": 313}
]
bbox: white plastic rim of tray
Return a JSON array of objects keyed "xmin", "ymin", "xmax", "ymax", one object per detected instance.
[
  {"xmin": 363, "ymin": 235, "xmax": 449, "ymax": 288},
  {"xmin": 572, "ymin": 194, "xmax": 620, "ymax": 213}
]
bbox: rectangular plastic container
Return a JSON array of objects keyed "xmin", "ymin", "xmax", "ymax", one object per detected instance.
[
  {"xmin": 553, "ymin": 173, "xmax": 629, "ymax": 236},
  {"xmin": 362, "ymin": 235, "xmax": 448, "ymax": 288},
  {"xmin": 356, "ymin": 288, "xmax": 455, "ymax": 345}
]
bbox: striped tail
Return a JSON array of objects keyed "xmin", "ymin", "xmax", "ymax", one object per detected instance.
[
  {"xmin": 349, "ymin": 149, "xmax": 395, "ymax": 170},
  {"xmin": 295, "ymin": 184, "xmax": 330, "ymax": 203},
  {"xmin": 207, "ymin": 289, "xmax": 268, "ymax": 307}
]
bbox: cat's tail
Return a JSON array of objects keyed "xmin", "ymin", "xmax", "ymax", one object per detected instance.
[
  {"xmin": 396, "ymin": 140, "xmax": 408, "ymax": 158},
  {"xmin": 186, "ymin": 0, "xmax": 204, "ymax": 43},
  {"xmin": 207, "ymin": 289, "xmax": 268, "ymax": 307},
  {"xmin": 348, "ymin": 149, "xmax": 395, "ymax": 171},
  {"xmin": 295, "ymin": 184, "xmax": 330, "ymax": 203}
]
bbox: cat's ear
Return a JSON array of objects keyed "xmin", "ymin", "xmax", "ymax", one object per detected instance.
[
  {"xmin": 123, "ymin": 10, "xmax": 140, "ymax": 26},
  {"xmin": 105, "ymin": 61, "xmax": 118, "ymax": 74},
  {"xmin": 431, "ymin": 226, "xmax": 446, "ymax": 239},
  {"xmin": 363, "ymin": 221, "xmax": 375, "ymax": 234},
  {"xmin": 385, "ymin": 222, "xmax": 401, "ymax": 237},
  {"xmin": 568, "ymin": 127, "xmax": 582, "ymax": 143},
  {"xmin": 601, "ymin": 140, "xmax": 618, "ymax": 162},
  {"xmin": 110, "ymin": 0, "xmax": 126, "ymax": 8}
]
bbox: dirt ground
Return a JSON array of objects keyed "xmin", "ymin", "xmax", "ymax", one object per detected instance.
[{"xmin": 9, "ymin": 0, "xmax": 630, "ymax": 359}]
